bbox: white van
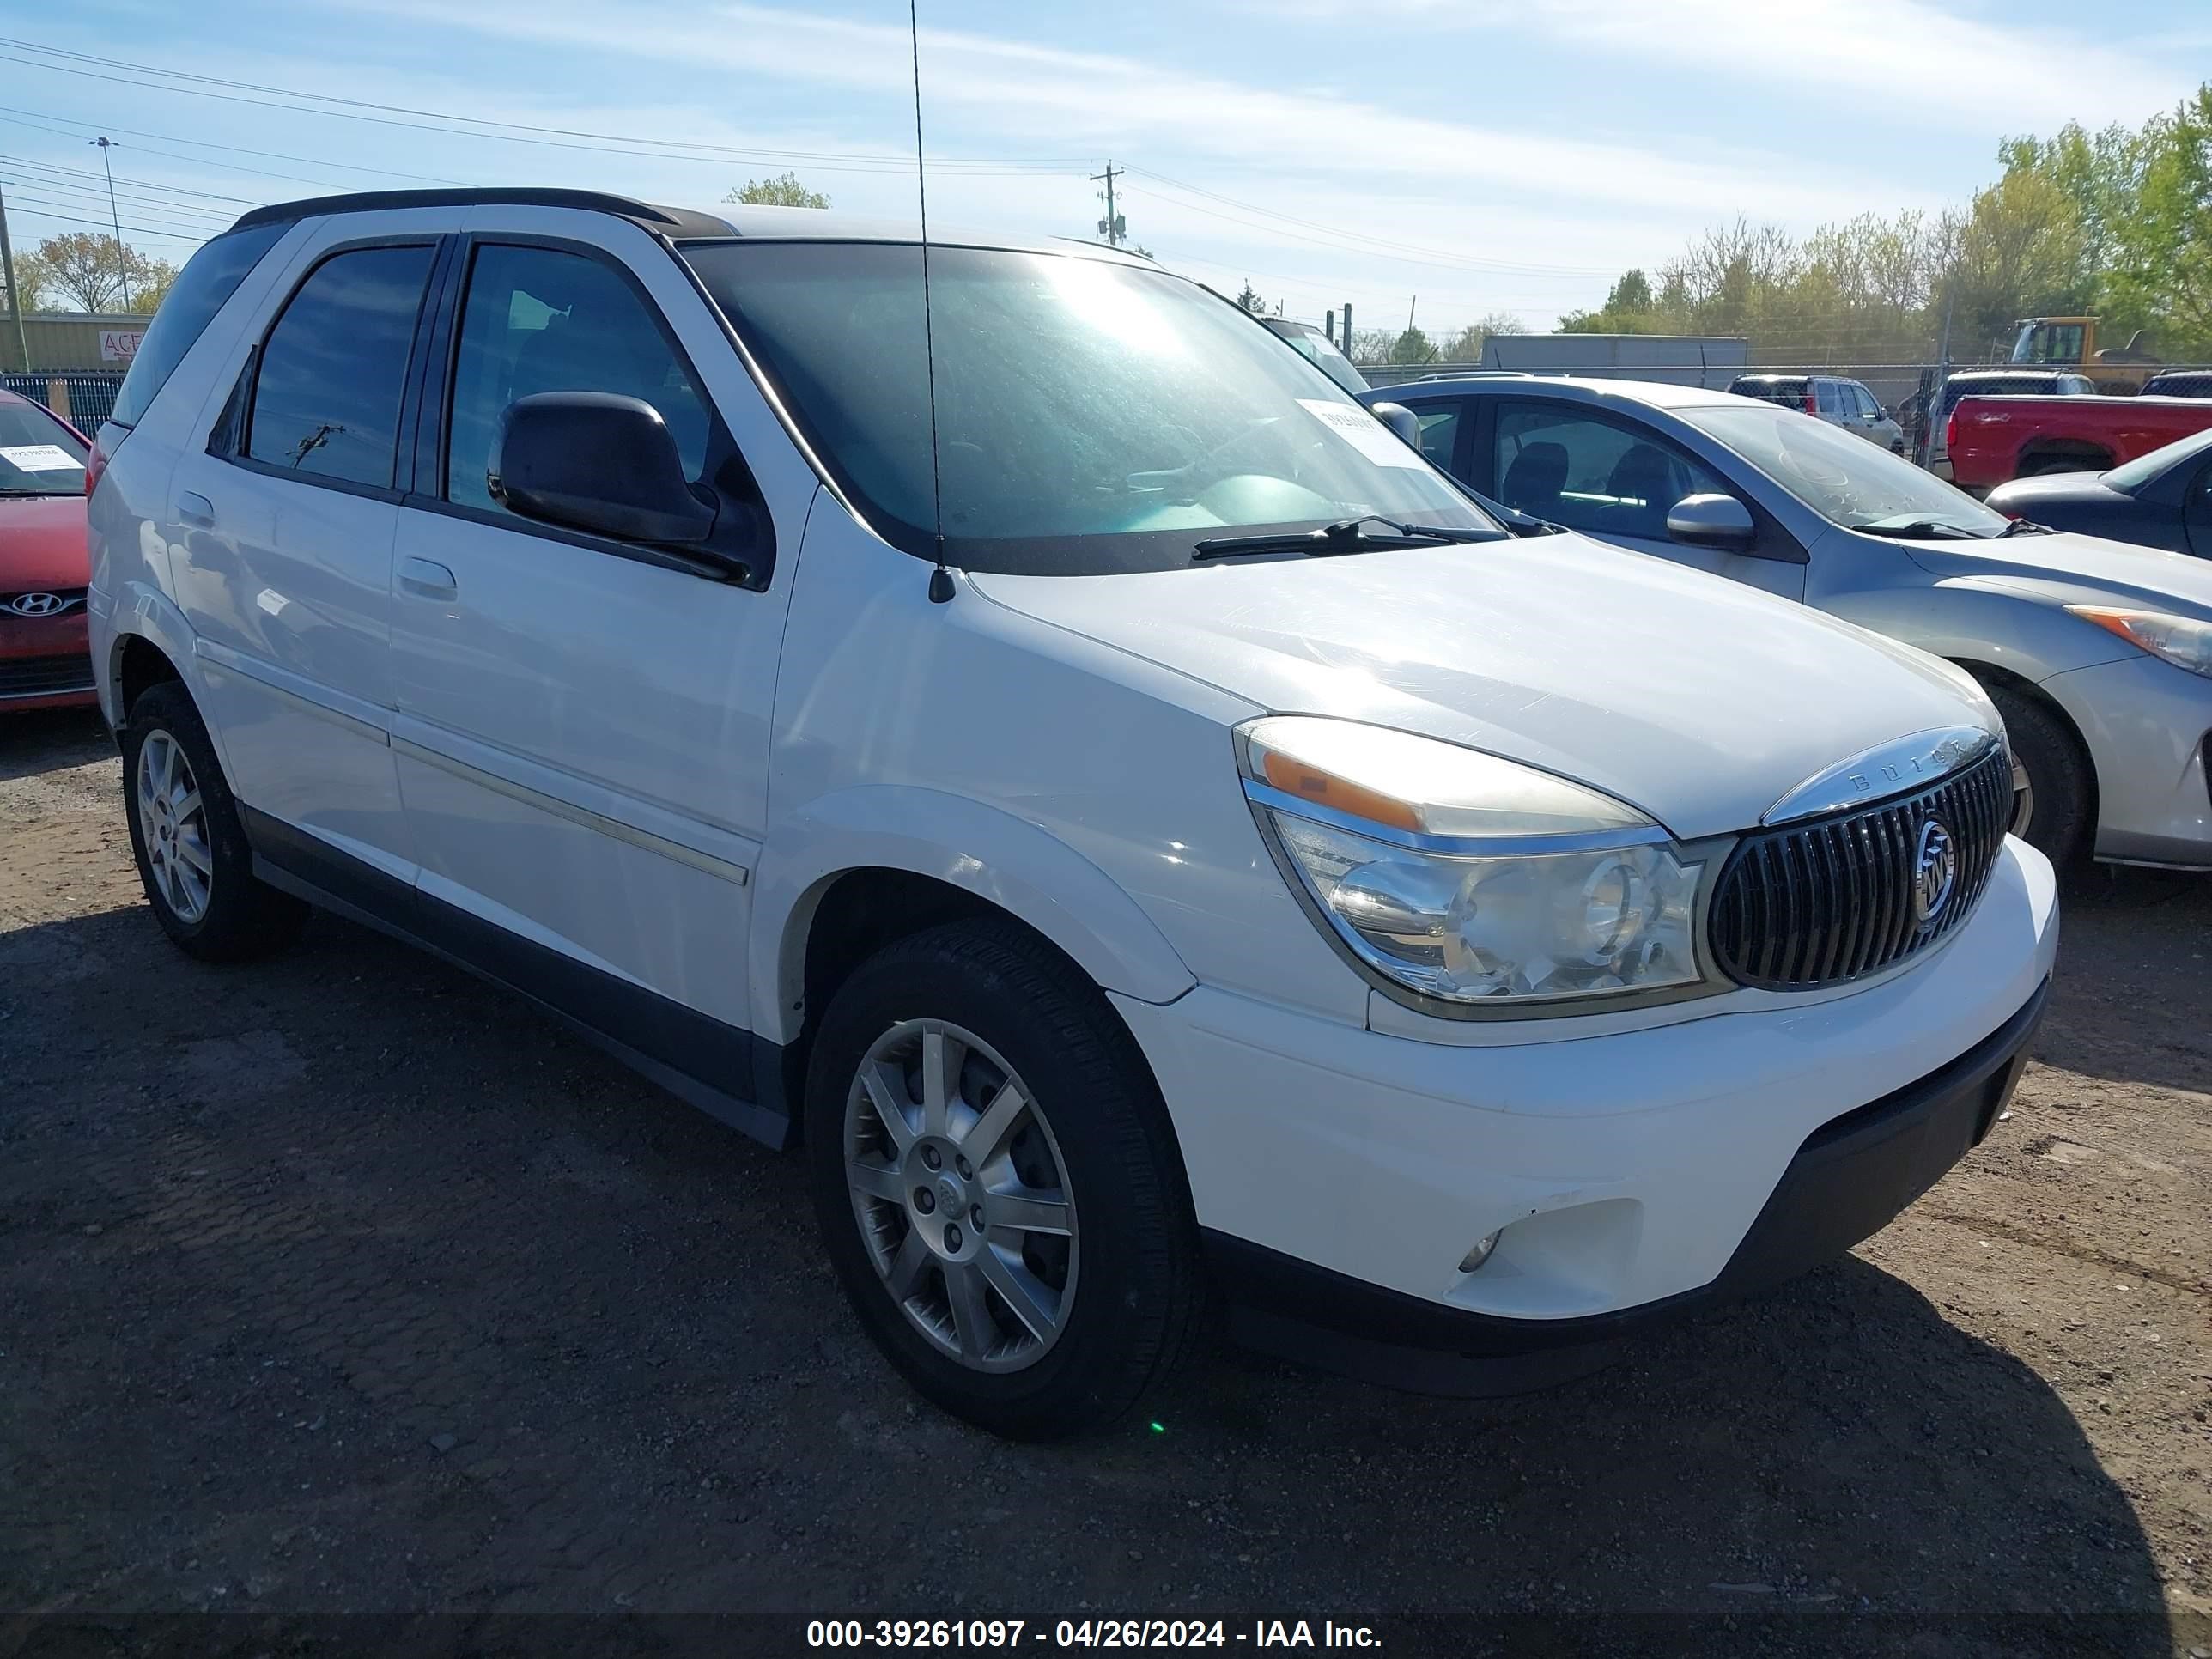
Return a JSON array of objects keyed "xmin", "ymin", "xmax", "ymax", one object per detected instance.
[{"xmin": 88, "ymin": 191, "xmax": 2056, "ymax": 1438}]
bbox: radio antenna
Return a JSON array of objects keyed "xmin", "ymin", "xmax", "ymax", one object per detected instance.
[{"xmin": 909, "ymin": 0, "xmax": 954, "ymax": 604}]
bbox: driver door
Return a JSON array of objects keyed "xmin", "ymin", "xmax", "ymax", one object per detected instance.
[{"xmin": 1483, "ymin": 399, "xmax": 1805, "ymax": 600}]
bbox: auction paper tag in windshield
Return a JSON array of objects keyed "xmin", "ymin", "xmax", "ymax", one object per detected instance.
[
  {"xmin": 1297, "ymin": 399, "xmax": 1426, "ymax": 467},
  {"xmin": 0, "ymin": 445, "xmax": 81, "ymax": 472}
]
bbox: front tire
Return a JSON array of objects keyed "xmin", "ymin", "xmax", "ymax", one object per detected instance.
[
  {"xmin": 120, "ymin": 681, "xmax": 308, "ymax": 961},
  {"xmin": 1988, "ymin": 684, "xmax": 2092, "ymax": 868},
  {"xmin": 805, "ymin": 920, "xmax": 1200, "ymax": 1440}
]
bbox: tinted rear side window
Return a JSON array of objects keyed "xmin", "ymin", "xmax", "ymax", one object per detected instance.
[
  {"xmin": 246, "ymin": 245, "xmax": 435, "ymax": 488},
  {"xmin": 107, "ymin": 223, "xmax": 286, "ymax": 430}
]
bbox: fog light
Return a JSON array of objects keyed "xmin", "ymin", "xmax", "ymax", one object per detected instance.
[{"xmin": 1458, "ymin": 1231, "xmax": 1501, "ymax": 1273}]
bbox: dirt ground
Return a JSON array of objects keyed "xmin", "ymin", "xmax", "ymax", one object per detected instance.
[{"xmin": 2, "ymin": 705, "xmax": 2207, "ymax": 1659}]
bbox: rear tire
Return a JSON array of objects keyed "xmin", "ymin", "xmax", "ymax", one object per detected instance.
[
  {"xmin": 120, "ymin": 681, "xmax": 308, "ymax": 962},
  {"xmin": 804, "ymin": 919, "xmax": 1201, "ymax": 1440},
  {"xmin": 1987, "ymin": 684, "xmax": 2092, "ymax": 868}
]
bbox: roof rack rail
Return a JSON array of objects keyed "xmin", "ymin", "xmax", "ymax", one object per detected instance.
[{"xmin": 228, "ymin": 188, "xmax": 733, "ymax": 239}]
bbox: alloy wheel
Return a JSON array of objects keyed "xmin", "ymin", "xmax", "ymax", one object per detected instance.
[
  {"xmin": 842, "ymin": 1018, "xmax": 1079, "ymax": 1373},
  {"xmin": 137, "ymin": 729, "xmax": 214, "ymax": 925}
]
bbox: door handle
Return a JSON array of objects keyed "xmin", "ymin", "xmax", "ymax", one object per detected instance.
[
  {"xmin": 398, "ymin": 557, "xmax": 458, "ymax": 601},
  {"xmin": 177, "ymin": 493, "xmax": 215, "ymax": 529}
]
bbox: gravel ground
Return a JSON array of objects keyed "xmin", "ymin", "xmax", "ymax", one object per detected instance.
[{"xmin": 2, "ymin": 706, "xmax": 2208, "ymax": 1659}]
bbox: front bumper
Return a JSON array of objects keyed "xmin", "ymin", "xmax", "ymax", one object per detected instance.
[
  {"xmin": 1112, "ymin": 836, "xmax": 2059, "ymax": 1383},
  {"xmin": 2044, "ymin": 653, "xmax": 2212, "ymax": 867},
  {"xmin": 1206, "ymin": 977, "xmax": 2044, "ymax": 1393},
  {"xmin": 0, "ymin": 610, "xmax": 96, "ymax": 711}
]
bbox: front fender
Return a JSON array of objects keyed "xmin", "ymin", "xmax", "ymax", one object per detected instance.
[{"xmin": 749, "ymin": 785, "xmax": 1196, "ymax": 1044}]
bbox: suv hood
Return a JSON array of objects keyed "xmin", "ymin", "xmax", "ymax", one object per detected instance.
[
  {"xmin": 1900, "ymin": 529, "xmax": 2212, "ymax": 618},
  {"xmin": 969, "ymin": 534, "xmax": 1994, "ymax": 841}
]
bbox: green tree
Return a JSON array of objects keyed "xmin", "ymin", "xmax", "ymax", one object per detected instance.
[
  {"xmin": 1604, "ymin": 269, "xmax": 1654, "ymax": 314},
  {"xmin": 21, "ymin": 232, "xmax": 173, "ymax": 313},
  {"xmin": 726, "ymin": 172, "xmax": 830, "ymax": 209},
  {"xmin": 1388, "ymin": 325, "xmax": 1435, "ymax": 364},
  {"xmin": 2106, "ymin": 87, "xmax": 2212, "ymax": 354},
  {"xmin": 1234, "ymin": 278, "xmax": 1267, "ymax": 314}
]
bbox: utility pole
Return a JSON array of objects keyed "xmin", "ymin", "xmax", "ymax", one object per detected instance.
[
  {"xmin": 0, "ymin": 180, "xmax": 30, "ymax": 373},
  {"xmin": 1340, "ymin": 302, "xmax": 1352, "ymax": 361},
  {"xmin": 1928, "ymin": 276, "xmax": 1957, "ymax": 468},
  {"xmin": 1324, "ymin": 309, "xmax": 1334, "ymax": 345},
  {"xmin": 90, "ymin": 136, "xmax": 131, "ymax": 312},
  {"xmin": 1090, "ymin": 161, "xmax": 1125, "ymax": 248}
]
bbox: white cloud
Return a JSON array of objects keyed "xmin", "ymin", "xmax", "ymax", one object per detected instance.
[
  {"xmin": 1264, "ymin": 0, "xmax": 2191, "ymax": 131},
  {"xmin": 334, "ymin": 0, "xmax": 1915, "ymax": 228}
]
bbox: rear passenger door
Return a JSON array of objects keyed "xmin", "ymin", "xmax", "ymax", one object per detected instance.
[
  {"xmin": 168, "ymin": 221, "xmax": 452, "ymax": 883},
  {"xmin": 1482, "ymin": 398, "xmax": 1805, "ymax": 599},
  {"xmin": 384, "ymin": 220, "xmax": 799, "ymax": 1103}
]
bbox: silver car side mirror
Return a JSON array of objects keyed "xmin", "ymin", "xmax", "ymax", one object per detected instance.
[
  {"xmin": 1369, "ymin": 401, "xmax": 1421, "ymax": 450},
  {"xmin": 1667, "ymin": 493, "xmax": 1757, "ymax": 550}
]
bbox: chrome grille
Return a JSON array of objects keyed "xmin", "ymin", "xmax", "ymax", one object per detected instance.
[{"xmin": 1711, "ymin": 744, "xmax": 2013, "ymax": 991}]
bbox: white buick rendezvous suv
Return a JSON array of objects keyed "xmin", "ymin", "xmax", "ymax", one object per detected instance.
[{"xmin": 87, "ymin": 190, "xmax": 2058, "ymax": 1438}]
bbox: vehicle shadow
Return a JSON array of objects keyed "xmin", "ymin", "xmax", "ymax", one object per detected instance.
[
  {"xmin": 2037, "ymin": 862, "xmax": 2212, "ymax": 1095},
  {"xmin": 0, "ymin": 902, "xmax": 2180, "ymax": 1656},
  {"xmin": 0, "ymin": 706, "xmax": 111, "ymax": 782}
]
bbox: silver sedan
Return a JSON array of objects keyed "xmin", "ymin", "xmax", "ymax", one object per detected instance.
[{"xmin": 1364, "ymin": 375, "xmax": 2212, "ymax": 869}]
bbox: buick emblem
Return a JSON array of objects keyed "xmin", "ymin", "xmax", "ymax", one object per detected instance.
[
  {"xmin": 1912, "ymin": 819, "xmax": 1958, "ymax": 927},
  {"xmin": 6, "ymin": 592, "xmax": 65, "ymax": 617}
]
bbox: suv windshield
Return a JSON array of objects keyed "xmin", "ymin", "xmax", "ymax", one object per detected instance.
[
  {"xmin": 1263, "ymin": 319, "xmax": 1370, "ymax": 395},
  {"xmin": 0, "ymin": 401, "xmax": 88, "ymax": 495},
  {"xmin": 1684, "ymin": 403, "xmax": 2007, "ymax": 537},
  {"xmin": 681, "ymin": 241, "xmax": 1486, "ymax": 574}
]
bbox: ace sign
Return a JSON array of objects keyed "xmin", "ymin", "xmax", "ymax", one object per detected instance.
[{"xmin": 99, "ymin": 329, "xmax": 145, "ymax": 364}]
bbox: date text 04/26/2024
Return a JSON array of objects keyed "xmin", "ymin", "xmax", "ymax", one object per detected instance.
[{"xmin": 805, "ymin": 1620, "xmax": 1382, "ymax": 1648}]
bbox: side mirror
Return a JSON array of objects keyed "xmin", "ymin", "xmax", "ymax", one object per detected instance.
[
  {"xmin": 1368, "ymin": 401, "xmax": 1422, "ymax": 451},
  {"xmin": 489, "ymin": 391, "xmax": 715, "ymax": 544},
  {"xmin": 1666, "ymin": 492, "xmax": 1757, "ymax": 551}
]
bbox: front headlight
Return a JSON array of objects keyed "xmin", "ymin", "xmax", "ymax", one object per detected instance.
[
  {"xmin": 2066, "ymin": 606, "xmax": 2212, "ymax": 679},
  {"xmin": 1240, "ymin": 717, "xmax": 1706, "ymax": 1012}
]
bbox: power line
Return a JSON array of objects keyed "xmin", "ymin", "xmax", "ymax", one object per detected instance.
[
  {"xmin": 0, "ymin": 194, "xmax": 208, "ymax": 245},
  {"xmin": 0, "ymin": 40, "xmax": 1084, "ymax": 177},
  {"xmin": 0, "ymin": 164, "xmax": 240, "ymax": 221},
  {"xmin": 1125, "ymin": 165, "xmax": 1615, "ymax": 278},
  {"xmin": 0, "ymin": 151, "xmax": 260, "ymax": 205}
]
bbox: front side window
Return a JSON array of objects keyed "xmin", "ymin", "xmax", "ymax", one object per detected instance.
[
  {"xmin": 1492, "ymin": 404, "xmax": 1727, "ymax": 538},
  {"xmin": 0, "ymin": 399, "xmax": 88, "ymax": 495},
  {"xmin": 1685, "ymin": 403, "xmax": 2008, "ymax": 537},
  {"xmin": 445, "ymin": 243, "xmax": 711, "ymax": 513},
  {"xmin": 681, "ymin": 241, "xmax": 1486, "ymax": 575},
  {"xmin": 1400, "ymin": 402, "xmax": 1461, "ymax": 471},
  {"xmin": 247, "ymin": 245, "xmax": 434, "ymax": 487}
]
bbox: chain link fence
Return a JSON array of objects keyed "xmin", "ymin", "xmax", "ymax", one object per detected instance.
[{"xmin": 3, "ymin": 372, "xmax": 125, "ymax": 434}]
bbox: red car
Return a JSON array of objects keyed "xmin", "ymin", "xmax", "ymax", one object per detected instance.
[
  {"xmin": 0, "ymin": 388, "xmax": 94, "ymax": 713},
  {"xmin": 1946, "ymin": 392, "xmax": 2212, "ymax": 493}
]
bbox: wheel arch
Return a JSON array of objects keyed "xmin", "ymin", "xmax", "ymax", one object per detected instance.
[
  {"xmin": 750, "ymin": 789, "xmax": 1198, "ymax": 1103},
  {"xmin": 1951, "ymin": 655, "xmax": 2100, "ymax": 827}
]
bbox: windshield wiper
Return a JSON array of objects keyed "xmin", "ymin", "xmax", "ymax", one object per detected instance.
[
  {"xmin": 1192, "ymin": 514, "xmax": 1496, "ymax": 560},
  {"xmin": 1855, "ymin": 517, "xmax": 1983, "ymax": 541},
  {"xmin": 1996, "ymin": 517, "xmax": 2056, "ymax": 537}
]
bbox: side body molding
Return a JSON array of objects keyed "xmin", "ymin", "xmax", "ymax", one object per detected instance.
[{"xmin": 750, "ymin": 785, "xmax": 1197, "ymax": 1047}]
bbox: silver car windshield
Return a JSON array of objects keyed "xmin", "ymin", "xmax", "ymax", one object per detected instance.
[
  {"xmin": 1684, "ymin": 404, "xmax": 2008, "ymax": 537},
  {"xmin": 682, "ymin": 240, "xmax": 1482, "ymax": 574}
]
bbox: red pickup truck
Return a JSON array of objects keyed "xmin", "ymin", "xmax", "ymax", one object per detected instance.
[{"xmin": 1947, "ymin": 392, "xmax": 2212, "ymax": 492}]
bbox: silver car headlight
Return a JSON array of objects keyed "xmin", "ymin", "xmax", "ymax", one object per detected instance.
[
  {"xmin": 2066, "ymin": 606, "xmax": 2212, "ymax": 679},
  {"xmin": 1238, "ymin": 717, "xmax": 1708, "ymax": 1013}
]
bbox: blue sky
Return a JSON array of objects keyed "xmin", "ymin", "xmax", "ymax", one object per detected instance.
[{"xmin": 2, "ymin": 0, "xmax": 2204, "ymax": 336}]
